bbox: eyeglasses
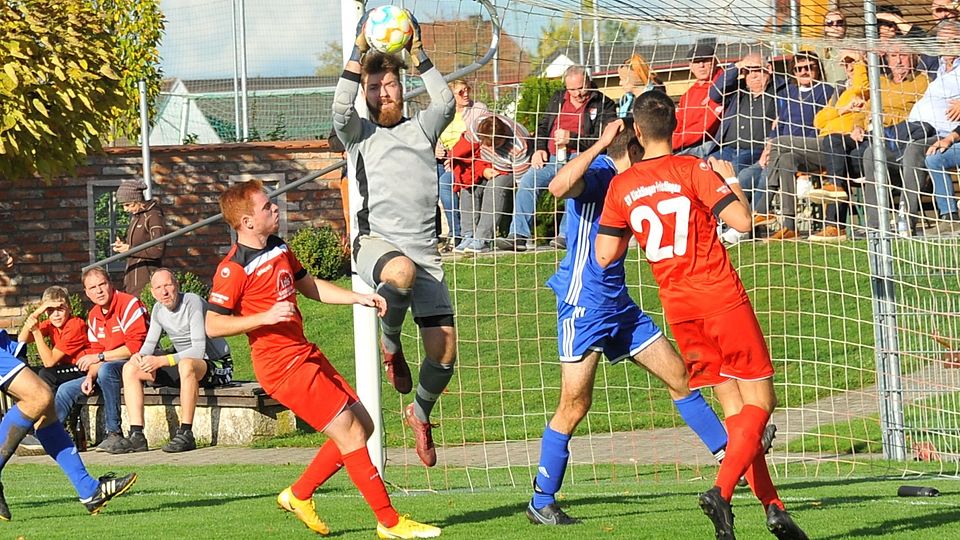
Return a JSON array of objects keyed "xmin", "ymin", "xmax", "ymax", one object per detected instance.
[
  {"xmin": 793, "ymin": 63, "xmax": 815, "ymax": 73},
  {"xmin": 824, "ymin": 19, "xmax": 846, "ymax": 27}
]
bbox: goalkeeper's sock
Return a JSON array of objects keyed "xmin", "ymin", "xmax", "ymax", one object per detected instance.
[
  {"xmin": 673, "ymin": 390, "xmax": 728, "ymax": 457},
  {"xmin": 715, "ymin": 405, "xmax": 768, "ymax": 501},
  {"xmin": 532, "ymin": 424, "xmax": 571, "ymax": 509},
  {"xmin": 292, "ymin": 439, "xmax": 343, "ymax": 500},
  {"xmin": 342, "ymin": 447, "xmax": 399, "ymax": 527},
  {"xmin": 743, "ymin": 442, "xmax": 782, "ymax": 509},
  {"xmin": 35, "ymin": 420, "xmax": 99, "ymax": 499},
  {"xmin": 413, "ymin": 358, "xmax": 454, "ymax": 423},
  {"xmin": 376, "ymin": 283, "xmax": 412, "ymax": 354}
]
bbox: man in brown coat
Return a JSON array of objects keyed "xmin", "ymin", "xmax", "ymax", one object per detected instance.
[{"xmin": 112, "ymin": 180, "xmax": 165, "ymax": 296}]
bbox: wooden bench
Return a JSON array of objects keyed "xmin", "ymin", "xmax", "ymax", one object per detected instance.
[{"xmin": 77, "ymin": 382, "xmax": 297, "ymax": 447}]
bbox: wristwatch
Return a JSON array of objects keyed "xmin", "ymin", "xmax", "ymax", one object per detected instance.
[{"xmin": 97, "ymin": 352, "xmax": 105, "ymax": 362}]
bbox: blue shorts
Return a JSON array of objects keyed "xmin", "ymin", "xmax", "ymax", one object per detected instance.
[
  {"xmin": 0, "ymin": 330, "xmax": 27, "ymax": 389},
  {"xmin": 556, "ymin": 300, "xmax": 663, "ymax": 364}
]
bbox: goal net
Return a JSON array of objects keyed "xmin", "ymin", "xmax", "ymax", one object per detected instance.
[{"xmin": 340, "ymin": 0, "xmax": 960, "ymax": 492}]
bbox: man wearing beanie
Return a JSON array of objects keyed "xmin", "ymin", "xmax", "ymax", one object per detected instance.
[{"xmin": 113, "ymin": 180, "xmax": 165, "ymax": 296}]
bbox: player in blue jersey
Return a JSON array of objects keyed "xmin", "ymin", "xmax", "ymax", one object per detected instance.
[
  {"xmin": 0, "ymin": 329, "xmax": 136, "ymax": 519},
  {"xmin": 526, "ymin": 119, "xmax": 733, "ymax": 526}
]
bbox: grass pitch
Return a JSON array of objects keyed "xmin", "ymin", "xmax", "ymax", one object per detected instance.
[{"xmin": 3, "ymin": 463, "xmax": 960, "ymax": 539}]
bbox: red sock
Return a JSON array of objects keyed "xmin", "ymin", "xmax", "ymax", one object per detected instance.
[
  {"xmin": 715, "ymin": 405, "xmax": 769, "ymax": 500},
  {"xmin": 342, "ymin": 447, "xmax": 400, "ymax": 527},
  {"xmin": 744, "ymin": 450, "xmax": 782, "ymax": 509},
  {"xmin": 292, "ymin": 439, "xmax": 344, "ymax": 500}
]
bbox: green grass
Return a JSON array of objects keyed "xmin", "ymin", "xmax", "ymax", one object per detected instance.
[{"xmin": 5, "ymin": 462, "xmax": 960, "ymax": 539}]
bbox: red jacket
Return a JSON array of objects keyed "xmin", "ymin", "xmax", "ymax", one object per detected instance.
[
  {"xmin": 673, "ymin": 69, "xmax": 724, "ymax": 150},
  {"xmin": 449, "ymin": 135, "xmax": 493, "ymax": 192},
  {"xmin": 86, "ymin": 291, "xmax": 149, "ymax": 355}
]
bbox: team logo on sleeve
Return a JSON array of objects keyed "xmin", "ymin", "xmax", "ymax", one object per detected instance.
[
  {"xmin": 699, "ymin": 161, "xmax": 710, "ymax": 171},
  {"xmin": 220, "ymin": 267, "xmax": 231, "ymax": 278}
]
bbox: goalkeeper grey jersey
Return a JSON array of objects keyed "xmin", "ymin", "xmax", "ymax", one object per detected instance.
[{"xmin": 332, "ymin": 60, "xmax": 454, "ymax": 256}]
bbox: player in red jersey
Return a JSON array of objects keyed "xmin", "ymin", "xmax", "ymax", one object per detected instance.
[
  {"xmin": 206, "ymin": 180, "xmax": 440, "ymax": 539},
  {"xmin": 595, "ymin": 91, "xmax": 808, "ymax": 540}
]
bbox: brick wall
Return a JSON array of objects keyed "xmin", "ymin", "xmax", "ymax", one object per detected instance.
[{"xmin": 0, "ymin": 141, "xmax": 344, "ymax": 330}]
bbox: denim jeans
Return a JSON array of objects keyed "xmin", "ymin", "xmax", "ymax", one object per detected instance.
[
  {"xmin": 438, "ymin": 164, "xmax": 459, "ymax": 240},
  {"xmin": 925, "ymin": 144, "xmax": 960, "ymax": 217},
  {"xmin": 738, "ymin": 163, "xmax": 769, "ymax": 214},
  {"xmin": 508, "ymin": 156, "xmax": 567, "ymax": 239},
  {"xmin": 713, "ymin": 146, "xmax": 763, "ymax": 175},
  {"xmin": 55, "ymin": 361, "xmax": 125, "ymax": 434}
]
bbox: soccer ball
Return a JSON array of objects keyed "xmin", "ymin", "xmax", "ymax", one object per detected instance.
[{"xmin": 364, "ymin": 6, "xmax": 415, "ymax": 55}]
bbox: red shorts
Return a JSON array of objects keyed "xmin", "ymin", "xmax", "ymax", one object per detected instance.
[
  {"xmin": 670, "ymin": 301, "xmax": 774, "ymax": 390},
  {"xmin": 267, "ymin": 349, "xmax": 359, "ymax": 432}
]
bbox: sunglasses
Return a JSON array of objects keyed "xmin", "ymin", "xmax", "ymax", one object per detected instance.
[
  {"xmin": 793, "ymin": 64, "xmax": 815, "ymax": 73},
  {"xmin": 824, "ymin": 19, "xmax": 846, "ymax": 27}
]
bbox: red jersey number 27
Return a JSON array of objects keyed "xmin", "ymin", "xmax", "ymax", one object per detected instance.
[{"xmin": 629, "ymin": 196, "xmax": 691, "ymax": 262}]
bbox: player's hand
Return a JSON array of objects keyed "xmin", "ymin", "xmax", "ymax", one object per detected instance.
[
  {"xmin": 261, "ymin": 301, "xmax": 297, "ymax": 326},
  {"xmin": 946, "ymin": 99, "xmax": 960, "ymax": 122},
  {"xmin": 355, "ymin": 293, "xmax": 387, "ymax": 316},
  {"xmin": 406, "ymin": 9, "xmax": 423, "ymax": 54},
  {"xmin": 597, "ymin": 120, "xmax": 624, "ymax": 148},
  {"xmin": 708, "ymin": 157, "xmax": 736, "ymax": 180},
  {"xmin": 81, "ymin": 375, "xmax": 96, "ymax": 395},
  {"xmin": 77, "ymin": 353, "xmax": 101, "ymax": 371},
  {"xmin": 350, "ymin": 9, "xmax": 371, "ymax": 61},
  {"xmin": 531, "ymin": 150, "xmax": 548, "ymax": 169}
]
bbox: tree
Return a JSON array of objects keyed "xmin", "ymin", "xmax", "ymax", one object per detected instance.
[
  {"xmin": 0, "ymin": 0, "xmax": 126, "ymax": 179},
  {"xmin": 92, "ymin": 0, "xmax": 165, "ymax": 144},
  {"xmin": 315, "ymin": 41, "xmax": 343, "ymax": 77},
  {"xmin": 533, "ymin": 13, "xmax": 640, "ymax": 70}
]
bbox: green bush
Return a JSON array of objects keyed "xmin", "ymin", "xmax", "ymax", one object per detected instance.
[
  {"xmin": 139, "ymin": 270, "xmax": 210, "ymax": 313},
  {"xmin": 515, "ymin": 76, "xmax": 565, "ymax": 135},
  {"xmin": 534, "ymin": 192, "xmax": 565, "ymax": 243},
  {"xmin": 289, "ymin": 226, "xmax": 350, "ymax": 280}
]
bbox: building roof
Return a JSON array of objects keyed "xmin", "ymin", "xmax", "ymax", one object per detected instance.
[{"xmin": 544, "ymin": 41, "xmax": 773, "ymax": 76}]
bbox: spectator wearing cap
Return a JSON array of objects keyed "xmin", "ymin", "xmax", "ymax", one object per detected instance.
[
  {"xmin": 753, "ymin": 50, "xmax": 835, "ymax": 240},
  {"xmin": 673, "ymin": 39, "xmax": 724, "ymax": 158},
  {"xmin": 113, "ymin": 180, "xmax": 165, "ymax": 296}
]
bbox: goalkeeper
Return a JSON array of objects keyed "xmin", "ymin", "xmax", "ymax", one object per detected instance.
[
  {"xmin": 333, "ymin": 9, "xmax": 456, "ymax": 468},
  {"xmin": 526, "ymin": 118, "xmax": 733, "ymax": 526}
]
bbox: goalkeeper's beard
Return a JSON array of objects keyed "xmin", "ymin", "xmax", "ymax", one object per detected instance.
[{"xmin": 370, "ymin": 98, "xmax": 403, "ymax": 127}]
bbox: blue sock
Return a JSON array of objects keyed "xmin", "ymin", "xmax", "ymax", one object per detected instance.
[
  {"xmin": 35, "ymin": 422, "xmax": 98, "ymax": 500},
  {"xmin": 532, "ymin": 425, "xmax": 571, "ymax": 509},
  {"xmin": 0, "ymin": 404, "xmax": 34, "ymax": 469},
  {"xmin": 674, "ymin": 390, "xmax": 728, "ymax": 459}
]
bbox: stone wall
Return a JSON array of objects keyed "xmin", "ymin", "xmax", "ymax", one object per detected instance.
[{"xmin": 0, "ymin": 141, "xmax": 345, "ymax": 330}]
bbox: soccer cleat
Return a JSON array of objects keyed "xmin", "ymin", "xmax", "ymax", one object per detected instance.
[
  {"xmin": 162, "ymin": 429, "xmax": 196, "ymax": 453},
  {"xmin": 0, "ymin": 483, "xmax": 9, "ymax": 521},
  {"xmin": 376, "ymin": 515, "xmax": 441, "ymax": 539},
  {"xmin": 277, "ymin": 487, "xmax": 330, "ymax": 535},
  {"xmin": 766, "ymin": 504, "xmax": 809, "ymax": 540},
  {"xmin": 381, "ymin": 344, "xmax": 413, "ymax": 394},
  {"xmin": 404, "ymin": 404, "xmax": 437, "ymax": 467},
  {"xmin": 127, "ymin": 431, "xmax": 149, "ymax": 453},
  {"xmin": 525, "ymin": 501, "xmax": 581, "ymax": 525},
  {"xmin": 96, "ymin": 432, "xmax": 132, "ymax": 454},
  {"xmin": 699, "ymin": 486, "xmax": 736, "ymax": 540},
  {"xmin": 83, "ymin": 472, "xmax": 138, "ymax": 514}
]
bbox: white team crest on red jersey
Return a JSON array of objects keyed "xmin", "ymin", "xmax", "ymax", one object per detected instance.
[
  {"xmin": 220, "ymin": 267, "xmax": 231, "ymax": 278},
  {"xmin": 277, "ymin": 269, "xmax": 296, "ymax": 300},
  {"xmin": 699, "ymin": 161, "xmax": 709, "ymax": 171}
]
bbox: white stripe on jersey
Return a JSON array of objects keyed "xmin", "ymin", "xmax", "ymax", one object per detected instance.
[
  {"xmin": 564, "ymin": 201, "xmax": 595, "ymax": 306},
  {"xmin": 243, "ymin": 243, "xmax": 288, "ymax": 276},
  {"xmin": 118, "ymin": 296, "xmax": 146, "ymax": 333}
]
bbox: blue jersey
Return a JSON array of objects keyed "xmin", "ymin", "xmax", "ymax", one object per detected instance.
[{"xmin": 546, "ymin": 155, "xmax": 631, "ymax": 310}]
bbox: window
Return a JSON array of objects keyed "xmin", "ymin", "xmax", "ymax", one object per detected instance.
[{"xmin": 88, "ymin": 182, "xmax": 129, "ymax": 272}]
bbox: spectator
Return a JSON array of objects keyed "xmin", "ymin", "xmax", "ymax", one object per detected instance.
[
  {"xmin": 455, "ymin": 114, "xmax": 531, "ymax": 253},
  {"xmin": 121, "ymin": 268, "xmax": 231, "ymax": 453},
  {"xmin": 17, "ymin": 286, "xmax": 87, "ymax": 390},
  {"xmin": 54, "ymin": 267, "xmax": 149, "ymax": 454},
  {"xmin": 932, "ymin": 0, "xmax": 960, "ymax": 21},
  {"xmin": 925, "ymin": 125, "xmax": 960, "ymax": 233},
  {"xmin": 495, "ymin": 65, "xmax": 616, "ymax": 252},
  {"xmin": 876, "ymin": 5, "xmax": 939, "ymax": 75},
  {"xmin": 0, "ymin": 249, "xmax": 12, "ymax": 270},
  {"xmin": 863, "ymin": 23, "xmax": 959, "ymax": 235},
  {"xmin": 616, "ymin": 53, "xmax": 664, "ymax": 118},
  {"xmin": 819, "ymin": 10, "xmax": 849, "ymax": 84},
  {"xmin": 758, "ymin": 50, "xmax": 836, "ymax": 240},
  {"xmin": 112, "ymin": 180, "xmax": 165, "ymax": 297},
  {"xmin": 673, "ymin": 39, "xmax": 724, "ymax": 157},
  {"xmin": 436, "ymin": 79, "xmax": 488, "ymax": 249}
]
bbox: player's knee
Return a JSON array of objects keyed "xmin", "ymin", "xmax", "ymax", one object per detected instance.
[
  {"xmin": 376, "ymin": 254, "xmax": 416, "ymax": 288},
  {"xmin": 178, "ymin": 358, "xmax": 199, "ymax": 378}
]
